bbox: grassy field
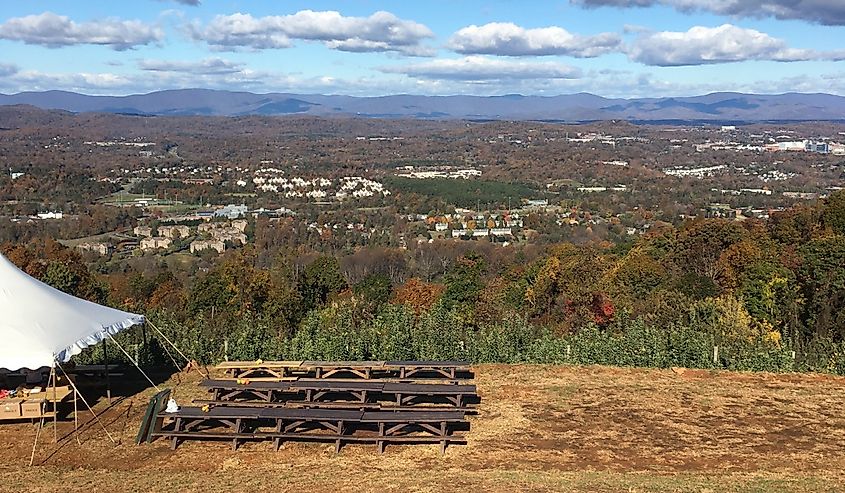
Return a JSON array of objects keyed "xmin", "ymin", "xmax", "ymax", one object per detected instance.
[{"xmin": 1, "ymin": 365, "xmax": 844, "ymax": 492}]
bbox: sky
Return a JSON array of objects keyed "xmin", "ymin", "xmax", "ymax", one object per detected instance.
[{"xmin": 0, "ymin": 0, "xmax": 844, "ymax": 98}]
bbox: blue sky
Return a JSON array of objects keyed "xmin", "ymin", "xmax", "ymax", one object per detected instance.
[{"xmin": 0, "ymin": 0, "xmax": 843, "ymax": 97}]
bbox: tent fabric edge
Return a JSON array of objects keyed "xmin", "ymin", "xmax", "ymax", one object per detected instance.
[{"xmin": 54, "ymin": 315, "xmax": 146, "ymax": 366}]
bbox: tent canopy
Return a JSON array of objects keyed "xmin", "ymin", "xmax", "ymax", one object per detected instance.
[{"xmin": 0, "ymin": 253, "xmax": 144, "ymax": 370}]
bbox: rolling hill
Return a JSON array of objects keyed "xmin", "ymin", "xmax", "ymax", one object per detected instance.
[{"xmin": 2, "ymin": 89, "xmax": 844, "ymax": 122}]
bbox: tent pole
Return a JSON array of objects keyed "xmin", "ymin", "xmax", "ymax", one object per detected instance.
[
  {"xmin": 29, "ymin": 415, "xmax": 44, "ymax": 467},
  {"xmin": 50, "ymin": 366, "xmax": 57, "ymax": 443},
  {"xmin": 73, "ymin": 380, "xmax": 79, "ymax": 445},
  {"xmin": 103, "ymin": 339, "xmax": 111, "ymax": 405}
]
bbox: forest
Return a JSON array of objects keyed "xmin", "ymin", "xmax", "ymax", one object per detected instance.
[{"xmin": 3, "ymin": 190, "xmax": 845, "ymax": 374}]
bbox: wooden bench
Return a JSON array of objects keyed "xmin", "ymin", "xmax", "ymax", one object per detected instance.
[
  {"xmin": 200, "ymin": 379, "xmax": 478, "ymax": 409},
  {"xmin": 216, "ymin": 360, "xmax": 473, "ymax": 381},
  {"xmin": 153, "ymin": 406, "xmax": 468, "ymax": 453}
]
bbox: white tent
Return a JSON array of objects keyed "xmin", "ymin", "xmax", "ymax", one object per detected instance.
[{"xmin": 0, "ymin": 253, "xmax": 144, "ymax": 370}]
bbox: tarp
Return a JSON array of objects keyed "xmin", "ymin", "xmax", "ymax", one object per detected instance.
[{"xmin": 0, "ymin": 253, "xmax": 144, "ymax": 370}]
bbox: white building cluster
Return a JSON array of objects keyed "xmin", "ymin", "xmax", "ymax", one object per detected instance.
[
  {"xmin": 395, "ymin": 166, "xmax": 482, "ymax": 179},
  {"xmin": 251, "ymin": 169, "xmax": 390, "ymax": 200}
]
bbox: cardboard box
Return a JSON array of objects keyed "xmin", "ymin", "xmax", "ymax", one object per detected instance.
[
  {"xmin": 21, "ymin": 399, "xmax": 45, "ymax": 418},
  {"xmin": 0, "ymin": 398, "xmax": 22, "ymax": 418},
  {"xmin": 25, "ymin": 385, "xmax": 72, "ymax": 403}
]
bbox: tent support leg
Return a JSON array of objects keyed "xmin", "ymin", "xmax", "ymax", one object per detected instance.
[
  {"xmin": 74, "ymin": 381, "xmax": 80, "ymax": 445},
  {"xmin": 29, "ymin": 415, "xmax": 44, "ymax": 467},
  {"xmin": 50, "ymin": 367, "xmax": 57, "ymax": 443},
  {"xmin": 103, "ymin": 339, "xmax": 111, "ymax": 404}
]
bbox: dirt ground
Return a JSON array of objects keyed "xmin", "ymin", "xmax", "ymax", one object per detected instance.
[{"xmin": 1, "ymin": 364, "xmax": 844, "ymax": 493}]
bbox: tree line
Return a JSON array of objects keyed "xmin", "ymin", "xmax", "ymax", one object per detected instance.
[{"xmin": 3, "ymin": 191, "xmax": 845, "ymax": 373}]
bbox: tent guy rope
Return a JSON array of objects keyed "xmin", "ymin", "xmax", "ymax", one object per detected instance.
[
  {"xmin": 105, "ymin": 333, "xmax": 161, "ymax": 392},
  {"xmin": 55, "ymin": 363, "xmax": 117, "ymax": 445}
]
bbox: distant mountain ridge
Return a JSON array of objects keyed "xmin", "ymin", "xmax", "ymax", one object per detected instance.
[{"xmin": 1, "ymin": 89, "xmax": 844, "ymax": 122}]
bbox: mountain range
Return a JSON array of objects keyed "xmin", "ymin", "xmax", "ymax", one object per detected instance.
[{"xmin": 2, "ymin": 89, "xmax": 845, "ymax": 122}]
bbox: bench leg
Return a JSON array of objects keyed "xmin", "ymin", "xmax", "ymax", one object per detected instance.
[
  {"xmin": 232, "ymin": 418, "xmax": 242, "ymax": 451},
  {"xmin": 274, "ymin": 419, "xmax": 283, "ymax": 451},
  {"xmin": 171, "ymin": 436, "xmax": 179, "ymax": 450},
  {"xmin": 335, "ymin": 419, "xmax": 343, "ymax": 453},
  {"xmin": 440, "ymin": 421, "xmax": 447, "ymax": 455}
]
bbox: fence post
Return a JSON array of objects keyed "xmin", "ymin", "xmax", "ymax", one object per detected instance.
[
  {"xmin": 224, "ymin": 339, "xmax": 229, "ymax": 362},
  {"xmin": 566, "ymin": 344, "xmax": 571, "ymax": 362},
  {"xmin": 713, "ymin": 345, "xmax": 719, "ymax": 366}
]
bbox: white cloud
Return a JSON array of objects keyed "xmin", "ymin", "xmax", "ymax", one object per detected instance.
[
  {"xmin": 1, "ymin": 65, "xmax": 844, "ymax": 99},
  {"xmin": 448, "ymin": 22, "xmax": 621, "ymax": 57},
  {"xmin": 380, "ymin": 55, "xmax": 583, "ymax": 81},
  {"xmin": 0, "ymin": 63, "xmax": 19, "ymax": 77},
  {"xmin": 6, "ymin": 70, "xmax": 138, "ymax": 92},
  {"xmin": 190, "ymin": 10, "xmax": 434, "ymax": 55},
  {"xmin": 138, "ymin": 58, "xmax": 245, "ymax": 75},
  {"xmin": 0, "ymin": 12, "xmax": 163, "ymax": 50},
  {"xmin": 573, "ymin": 0, "xmax": 845, "ymax": 26},
  {"xmin": 629, "ymin": 24, "xmax": 845, "ymax": 66}
]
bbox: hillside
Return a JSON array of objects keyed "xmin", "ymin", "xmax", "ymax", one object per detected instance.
[
  {"xmin": 1, "ymin": 364, "xmax": 843, "ymax": 492},
  {"xmin": 2, "ymin": 89, "xmax": 845, "ymax": 122}
]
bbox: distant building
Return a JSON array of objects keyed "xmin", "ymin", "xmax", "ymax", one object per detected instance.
[
  {"xmin": 36, "ymin": 211, "xmax": 63, "ymax": 220},
  {"xmin": 76, "ymin": 242, "xmax": 111, "ymax": 255},
  {"xmin": 740, "ymin": 188, "xmax": 773, "ymax": 195},
  {"xmin": 526, "ymin": 199, "xmax": 549, "ymax": 207},
  {"xmin": 140, "ymin": 237, "xmax": 172, "ymax": 250},
  {"xmin": 231, "ymin": 219, "xmax": 248, "ymax": 232},
  {"xmin": 133, "ymin": 225, "xmax": 153, "ymax": 237},
  {"xmin": 158, "ymin": 225, "xmax": 190, "ymax": 239},
  {"xmin": 197, "ymin": 223, "xmax": 217, "ymax": 233},
  {"xmin": 805, "ymin": 141, "xmax": 830, "ymax": 154},
  {"xmin": 215, "ymin": 204, "xmax": 248, "ymax": 219},
  {"xmin": 215, "ymin": 231, "xmax": 247, "ymax": 245},
  {"xmin": 190, "ymin": 240, "xmax": 225, "ymax": 254}
]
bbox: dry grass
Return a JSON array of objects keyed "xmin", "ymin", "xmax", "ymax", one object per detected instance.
[{"xmin": 1, "ymin": 364, "xmax": 844, "ymax": 492}]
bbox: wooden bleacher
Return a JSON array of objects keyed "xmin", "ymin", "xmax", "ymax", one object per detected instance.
[{"xmin": 142, "ymin": 360, "xmax": 478, "ymax": 454}]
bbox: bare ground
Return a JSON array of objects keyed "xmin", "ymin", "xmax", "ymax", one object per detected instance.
[{"xmin": 1, "ymin": 364, "xmax": 844, "ymax": 492}]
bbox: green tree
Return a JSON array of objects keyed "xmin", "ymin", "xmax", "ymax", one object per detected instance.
[
  {"xmin": 298, "ymin": 255, "xmax": 348, "ymax": 312},
  {"xmin": 353, "ymin": 273, "xmax": 393, "ymax": 318},
  {"xmin": 441, "ymin": 251, "xmax": 486, "ymax": 311},
  {"xmin": 821, "ymin": 190, "xmax": 845, "ymax": 235}
]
